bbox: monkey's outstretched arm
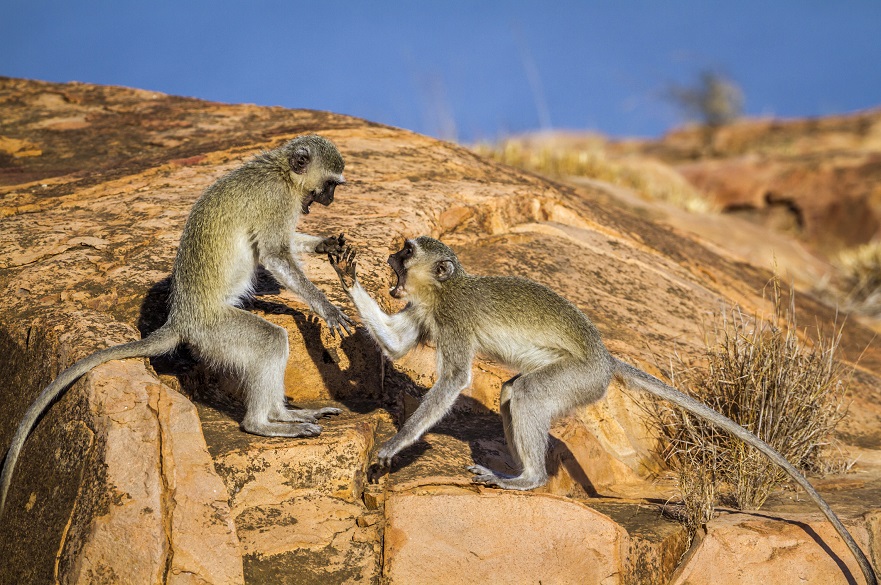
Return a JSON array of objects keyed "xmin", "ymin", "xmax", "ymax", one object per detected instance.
[
  {"xmin": 349, "ymin": 284, "xmax": 420, "ymax": 360},
  {"xmin": 291, "ymin": 232, "xmax": 345, "ymax": 255},
  {"xmin": 329, "ymin": 248, "xmax": 419, "ymax": 359},
  {"xmin": 290, "ymin": 233, "xmax": 325, "ymax": 253},
  {"xmin": 377, "ymin": 346, "xmax": 473, "ymax": 466},
  {"xmin": 262, "ymin": 250, "xmax": 353, "ymax": 336}
]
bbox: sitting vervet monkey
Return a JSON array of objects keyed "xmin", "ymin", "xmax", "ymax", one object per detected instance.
[
  {"xmin": 1, "ymin": 135, "xmax": 353, "ymax": 516},
  {"xmin": 328, "ymin": 237, "xmax": 875, "ymax": 585}
]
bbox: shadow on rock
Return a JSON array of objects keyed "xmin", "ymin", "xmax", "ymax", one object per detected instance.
[
  {"xmin": 376, "ymin": 364, "xmax": 599, "ymax": 496},
  {"xmin": 135, "ymin": 270, "xmax": 383, "ymax": 426}
]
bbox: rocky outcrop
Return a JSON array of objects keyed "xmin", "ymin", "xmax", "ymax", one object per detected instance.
[
  {"xmin": 638, "ymin": 110, "xmax": 881, "ymax": 255},
  {"xmin": 383, "ymin": 489, "xmax": 629, "ymax": 585},
  {"xmin": 671, "ymin": 512, "xmax": 874, "ymax": 585},
  {"xmin": 1, "ymin": 77, "xmax": 880, "ymax": 584}
]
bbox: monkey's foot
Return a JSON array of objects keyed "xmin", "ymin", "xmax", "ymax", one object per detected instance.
[
  {"xmin": 277, "ymin": 404, "xmax": 341, "ymax": 423},
  {"xmin": 469, "ymin": 468, "xmax": 544, "ymax": 491},
  {"xmin": 242, "ymin": 421, "xmax": 323, "ymax": 438},
  {"xmin": 272, "ymin": 408, "xmax": 315, "ymax": 423},
  {"xmin": 467, "ymin": 464, "xmax": 515, "ymax": 479},
  {"xmin": 287, "ymin": 406, "xmax": 342, "ymax": 420}
]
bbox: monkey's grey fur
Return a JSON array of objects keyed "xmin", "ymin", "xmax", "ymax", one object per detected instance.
[
  {"xmin": 0, "ymin": 134, "xmax": 353, "ymax": 516},
  {"xmin": 330, "ymin": 236, "xmax": 876, "ymax": 585}
]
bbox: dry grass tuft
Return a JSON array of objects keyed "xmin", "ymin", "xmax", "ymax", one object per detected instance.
[
  {"xmin": 836, "ymin": 241, "xmax": 881, "ymax": 316},
  {"xmin": 650, "ymin": 279, "xmax": 848, "ymax": 540},
  {"xmin": 472, "ymin": 138, "xmax": 714, "ymax": 213}
]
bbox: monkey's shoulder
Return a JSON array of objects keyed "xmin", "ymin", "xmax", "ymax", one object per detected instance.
[{"xmin": 464, "ymin": 274, "xmax": 574, "ymax": 305}]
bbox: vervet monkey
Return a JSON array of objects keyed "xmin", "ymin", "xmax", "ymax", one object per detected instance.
[
  {"xmin": 0, "ymin": 134, "xmax": 353, "ymax": 516},
  {"xmin": 329, "ymin": 237, "xmax": 876, "ymax": 585}
]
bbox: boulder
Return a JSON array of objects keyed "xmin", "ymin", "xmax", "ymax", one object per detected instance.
[
  {"xmin": 671, "ymin": 512, "xmax": 874, "ymax": 585},
  {"xmin": 383, "ymin": 488, "xmax": 629, "ymax": 585}
]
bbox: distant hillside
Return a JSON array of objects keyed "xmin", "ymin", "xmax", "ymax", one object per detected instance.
[{"xmin": 635, "ymin": 110, "xmax": 881, "ymax": 255}]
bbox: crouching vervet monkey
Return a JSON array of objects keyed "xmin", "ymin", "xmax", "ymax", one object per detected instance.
[
  {"xmin": 0, "ymin": 134, "xmax": 354, "ymax": 517},
  {"xmin": 328, "ymin": 237, "xmax": 876, "ymax": 585}
]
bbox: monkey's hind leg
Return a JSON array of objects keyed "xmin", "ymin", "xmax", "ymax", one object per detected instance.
[
  {"xmin": 193, "ymin": 308, "xmax": 323, "ymax": 438},
  {"xmin": 471, "ymin": 369, "xmax": 555, "ymax": 490},
  {"xmin": 471, "ymin": 361, "xmax": 606, "ymax": 491},
  {"xmin": 468, "ymin": 375, "xmax": 522, "ymax": 480}
]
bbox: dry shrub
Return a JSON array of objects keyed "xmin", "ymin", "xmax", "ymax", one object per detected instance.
[
  {"xmin": 651, "ymin": 280, "xmax": 848, "ymax": 539},
  {"xmin": 836, "ymin": 241, "xmax": 881, "ymax": 316},
  {"xmin": 472, "ymin": 139, "xmax": 713, "ymax": 213}
]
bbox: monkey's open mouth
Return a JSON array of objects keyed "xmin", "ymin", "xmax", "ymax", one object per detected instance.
[
  {"xmin": 301, "ymin": 193, "xmax": 315, "ymax": 215},
  {"xmin": 388, "ymin": 255, "xmax": 407, "ymax": 299}
]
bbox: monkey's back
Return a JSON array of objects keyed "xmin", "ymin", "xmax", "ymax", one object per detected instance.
[
  {"xmin": 436, "ymin": 274, "xmax": 609, "ymax": 373},
  {"xmin": 169, "ymin": 159, "xmax": 294, "ymax": 324}
]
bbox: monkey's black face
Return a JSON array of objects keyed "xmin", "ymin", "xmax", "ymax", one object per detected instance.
[
  {"xmin": 387, "ymin": 241, "xmax": 414, "ymax": 299},
  {"xmin": 302, "ymin": 178, "xmax": 343, "ymax": 215}
]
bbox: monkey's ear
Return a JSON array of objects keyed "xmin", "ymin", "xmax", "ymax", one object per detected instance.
[
  {"xmin": 290, "ymin": 148, "xmax": 311, "ymax": 175},
  {"xmin": 434, "ymin": 260, "xmax": 454, "ymax": 282}
]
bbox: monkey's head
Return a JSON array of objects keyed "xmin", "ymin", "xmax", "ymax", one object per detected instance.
[
  {"xmin": 387, "ymin": 236, "xmax": 463, "ymax": 300},
  {"xmin": 283, "ymin": 135, "xmax": 346, "ymax": 215}
]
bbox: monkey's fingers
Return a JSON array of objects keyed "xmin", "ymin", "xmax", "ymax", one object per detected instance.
[
  {"xmin": 328, "ymin": 255, "xmax": 353, "ymax": 291},
  {"xmin": 367, "ymin": 463, "xmax": 388, "ymax": 483},
  {"xmin": 328, "ymin": 254, "xmax": 341, "ymax": 273},
  {"xmin": 315, "ymin": 407, "xmax": 342, "ymax": 418},
  {"xmin": 333, "ymin": 312, "xmax": 355, "ymax": 337},
  {"xmin": 342, "ymin": 248, "xmax": 358, "ymax": 279},
  {"xmin": 376, "ymin": 442, "xmax": 396, "ymax": 468}
]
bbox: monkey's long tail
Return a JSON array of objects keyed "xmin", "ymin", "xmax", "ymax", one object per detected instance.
[
  {"xmin": 614, "ymin": 358, "xmax": 877, "ymax": 585},
  {"xmin": 0, "ymin": 325, "xmax": 181, "ymax": 517}
]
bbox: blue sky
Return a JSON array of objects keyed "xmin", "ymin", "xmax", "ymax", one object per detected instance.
[{"xmin": 2, "ymin": 1, "xmax": 880, "ymax": 142}]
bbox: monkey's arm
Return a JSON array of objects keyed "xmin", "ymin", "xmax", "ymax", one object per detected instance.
[
  {"xmin": 262, "ymin": 250, "xmax": 353, "ymax": 336},
  {"xmin": 376, "ymin": 342, "xmax": 474, "ymax": 466},
  {"xmin": 329, "ymin": 248, "xmax": 419, "ymax": 358},
  {"xmin": 291, "ymin": 232, "xmax": 345, "ymax": 254},
  {"xmin": 348, "ymin": 282, "xmax": 420, "ymax": 360}
]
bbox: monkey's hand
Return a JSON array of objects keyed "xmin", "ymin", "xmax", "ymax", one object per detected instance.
[
  {"xmin": 329, "ymin": 247, "xmax": 358, "ymax": 292},
  {"xmin": 315, "ymin": 233, "xmax": 346, "ymax": 254},
  {"xmin": 376, "ymin": 437, "xmax": 401, "ymax": 468},
  {"xmin": 319, "ymin": 301, "xmax": 354, "ymax": 338}
]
